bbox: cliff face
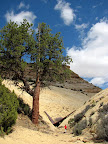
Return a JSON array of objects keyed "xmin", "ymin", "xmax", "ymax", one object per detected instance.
[
  {"xmin": 51, "ymin": 71, "xmax": 101, "ymax": 97},
  {"xmin": 25, "ymin": 64, "xmax": 101, "ymax": 97}
]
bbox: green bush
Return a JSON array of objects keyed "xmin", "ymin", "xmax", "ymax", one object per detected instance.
[
  {"xmin": 68, "ymin": 118, "xmax": 75, "ymax": 128},
  {"xmin": 0, "ymin": 76, "xmax": 2, "ymax": 85},
  {"xmin": 17, "ymin": 97, "xmax": 32, "ymax": 118},
  {"xmin": 0, "ymin": 84, "xmax": 19, "ymax": 135},
  {"xmin": 96, "ymin": 115, "xmax": 108, "ymax": 141},
  {"xmin": 74, "ymin": 105, "xmax": 90, "ymax": 123},
  {"xmin": 73, "ymin": 119, "xmax": 87, "ymax": 136},
  {"xmin": 96, "ymin": 104, "xmax": 108, "ymax": 141},
  {"xmin": 74, "ymin": 112, "xmax": 84, "ymax": 123},
  {"xmin": 0, "ymin": 127, "xmax": 5, "ymax": 137},
  {"xmin": 88, "ymin": 117, "xmax": 92, "ymax": 127},
  {"xmin": 98, "ymin": 104, "xmax": 108, "ymax": 115}
]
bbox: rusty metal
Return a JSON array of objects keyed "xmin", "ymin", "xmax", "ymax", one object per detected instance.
[
  {"xmin": 44, "ymin": 111, "xmax": 55, "ymax": 124},
  {"xmin": 44, "ymin": 110, "xmax": 76, "ymax": 127}
]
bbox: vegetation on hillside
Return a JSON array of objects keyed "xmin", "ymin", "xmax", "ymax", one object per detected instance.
[
  {"xmin": 0, "ymin": 19, "xmax": 72, "ymax": 125},
  {"xmin": 0, "ymin": 77, "xmax": 19, "ymax": 136},
  {"xmin": 68, "ymin": 99, "xmax": 108, "ymax": 142}
]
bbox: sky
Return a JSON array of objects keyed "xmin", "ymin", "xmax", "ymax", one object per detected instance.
[{"xmin": 0, "ymin": 0, "xmax": 108, "ymax": 89}]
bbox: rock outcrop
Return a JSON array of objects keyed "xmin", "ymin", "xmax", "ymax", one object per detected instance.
[{"xmin": 25, "ymin": 64, "xmax": 101, "ymax": 97}]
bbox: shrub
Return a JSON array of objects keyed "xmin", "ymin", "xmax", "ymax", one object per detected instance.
[
  {"xmin": 98, "ymin": 104, "xmax": 108, "ymax": 115},
  {"xmin": 96, "ymin": 115, "xmax": 108, "ymax": 141},
  {"xmin": 90, "ymin": 111, "xmax": 95, "ymax": 116},
  {"xmin": 88, "ymin": 117, "xmax": 92, "ymax": 127},
  {"xmin": 0, "ymin": 127, "xmax": 5, "ymax": 137},
  {"xmin": 0, "ymin": 76, "xmax": 2, "ymax": 85},
  {"xmin": 17, "ymin": 98, "xmax": 32, "ymax": 118},
  {"xmin": 96, "ymin": 104, "xmax": 108, "ymax": 141},
  {"xmin": 99, "ymin": 102, "xmax": 103, "ymax": 107},
  {"xmin": 0, "ymin": 84, "xmax": 19, "ymax": 135},
  {"xmin": 73, "ymin": 119, "xmax": 87, "ymax": 136},
  {"xmin": 68, "ymin": 118, "xmax": 75, "ymax": 128},
  {"xmin": 74, "ymin": 105, "xmax": 90, "ymax": 123},
  {"xmin": 74, "ymin": 112, "xmax": 84, "ymax": 123},
  {"xmin": 91, "ymin": 100, "xmax": 96, "ymax": 107},
  {"xmin": 73, "ymin": 123, "xmax": 82, "ymax": 135}
]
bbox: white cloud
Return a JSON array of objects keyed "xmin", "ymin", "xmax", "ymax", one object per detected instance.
[
  {"xmin": 95, "ymin": 17, "xmax": 98, "ymax": 21},
  {"xmin": 90, "ymin": 77, "xmax": 106, "ymax": 87},
  {"xmin": 78, "ymin": 18, "xmax": 82, "ymax": 21},
  {"xmin": 92, "ymin": 3, "xmax": 102, "ymax": 9},
  {"xmin": 54, "ymin": 0, "xmax": 75, "ymax": 25},
  {"xmin": 75, "ymin": 23, "xmax": 88, "ymax": 40},
  {"xmin": 75, "ymin": 23, "xmax": 88, "ymax": 30},
  {"xmin": 5, "ymin": 11, "xmax": 36, "ymax": 25},
  {"xmin": 35, "ymin": 28, "xmax": 38, "ymax": 33},
  {"xmin": 18, "ymin": 2, "xmax": 30, "ymax": 9},
  {"xmin": 67, "ymin": 19, "xmax": 108, "ymax": 88}
]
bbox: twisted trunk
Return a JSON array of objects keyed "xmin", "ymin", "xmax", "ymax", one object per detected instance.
[
  {"xmin": 21, "ymin": 77, "xmax": 34, "ymax": 96},
  {"xmin": 32, "ymin": 76, "xmax": 40, "ymax": 125}
]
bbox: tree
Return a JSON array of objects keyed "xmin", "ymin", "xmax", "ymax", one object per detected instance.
[
  {"xmin": 0, "ymin": 19, "xmax": 35, "ymax": 95},
  {"xmin": 31, "ymin": 23, "xmax": 72, "ymax": 124},
  {"xmin": 0, "ymin": 21, "xmax": 72, "ymax": 125}
]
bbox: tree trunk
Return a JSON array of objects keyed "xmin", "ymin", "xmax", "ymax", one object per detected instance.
[
  {"xmin": 16, "ymin": 71, "xmax": 34, "ymax": 96},
  {"xmin": 32, "ymin": 23, "xmax": 41, "ymax": 125},
  {"xmin": 21, "ymin": 77, "xmax": 34, "ymax": 96},
  {"xmin": 32, "ymin": 79, "xmax": 40, "ymax": 125}
]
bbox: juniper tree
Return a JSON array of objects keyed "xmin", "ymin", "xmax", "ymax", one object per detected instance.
[
  {"xmin": 0, "ymin": 19, "xmax": 35, "ymax": 95},
  {"xmin": 0, "ymin": 21, "xmax": 72, "ymax": 125},
  {"xmin": 31, "ymin": 23, "xmax": 72, "ymax": 124}
]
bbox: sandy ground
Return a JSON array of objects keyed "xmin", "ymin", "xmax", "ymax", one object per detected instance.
[
  {"xmin": 0, "ymin": 79, "xmax": 106, "ymax": 144},
  {"xmin": 0, "ymin": 125, "xmax": 98, "ymax": 144}
]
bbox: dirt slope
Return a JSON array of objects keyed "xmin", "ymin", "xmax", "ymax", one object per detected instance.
[{"xmin": 0, "ymin": 80, "xmax": 107, "ymax": 144}]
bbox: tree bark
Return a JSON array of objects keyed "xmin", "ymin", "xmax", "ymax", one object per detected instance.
[
  {"xmin": 32, "ymin": 23, "xmax": 41, "ymax": 125},
  {"xmin": 21, "ymin": 77, "xmax": 34, "ymax": 96},
  {"xmin": 32, "ymin": 78, "xmax": 40, "ymax": 125}
]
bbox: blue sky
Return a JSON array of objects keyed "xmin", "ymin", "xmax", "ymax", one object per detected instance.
[{"xmin": 0, "ymin": 0, "xmax": 108, "ymax": 89}]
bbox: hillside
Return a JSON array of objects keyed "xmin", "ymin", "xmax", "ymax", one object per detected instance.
[
  {"xmin": 0, "ymin": 65, "xmax": 105, "ymax": 144},
  {"xmin": 25, "ymin": 64, "xmax": 101, "ymax": 97},
  {"xmin": 61, "ymin": 88, "xmax": 108, "ymax": 142},
  {"xmin": 0, "ymin": 80, "xmax": 107, "ymax": 144}
]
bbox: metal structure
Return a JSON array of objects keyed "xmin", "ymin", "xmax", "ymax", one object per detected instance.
[{"xmin": 44, "ymin": 110, "xmax": 76, "ymax": 127}]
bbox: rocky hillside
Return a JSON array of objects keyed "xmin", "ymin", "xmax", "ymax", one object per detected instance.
[
  {"xmin": 61, "ymin": 88, "xmax": 108, "ymax": 142},
  {"xmin": 25, "ymin": 64, "xmax": 101, "ymax": 97},
  {"xmin": 1, "ymin": 79, "xmax": 107, "ymax": 144}
]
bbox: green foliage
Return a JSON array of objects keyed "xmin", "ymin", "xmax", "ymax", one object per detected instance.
[
  {"xmin": 99, "ymin": 102, "xmax": 103, "ymax": 107},
  {"xmin": 90, "ymin": 111, "xmax": 95, "ymax": 116},
  {"xmin": 0, "ymin": 19, "xmax": 35, "ymax": 78},
  {"xmin": 68, "ymin": 105, "xmax": 91, "ymax": 135},
  {"xmin": 91, "ymin": 100, "xmax": 96, "ymax": 107},
  {"xmin": 0, "ymin": 127, "xmax": 5, "ymax": 137},
  {"xmin": 0, "ymin": 20, "xmax": 72, "ymax": 84},
  {"xmin": 17, "ymin": 97, "xmax": 32, "ymax": 118},
  {"xmin": 0, "ymin": 20, "xmax": 72, "ymax": 85},
  {"xmin": 98, "ymin": 103, "xmax": 108, "ymax": 115},
  {"xmin": 0, "ymin": 76, "xmax": 2, "ymax": 85},
  {"xmin": 96, "ymin": 104, "xmax": 108, "ymax": 141},
  {"xmin": 88, "ymin": 117, "xmax": 92, "ymax": 127},
  {"xmin": 31, "ymin": 22, "xmax": 72, "ymax": 83},
  {"xmin": 96, "ymin": 115, "xmax": 108, "ymax": 141},
  {"xmin": 68, "ymin": 118, "xmax": 75, "ymax": 128},
  {"xmin": 74, "ymin": 105, "xmax": 90, "ymax": 123},
  {"xmin": 0, "ymin": 83, "xmax": 19, "ymax": 134},
  {"xmin": 74, "ymin": 113, "xmax": 84, "ymax": 123},
  {"xmin": 73, "ymin": 119, "xmax": 87, "ymax": 136}
]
